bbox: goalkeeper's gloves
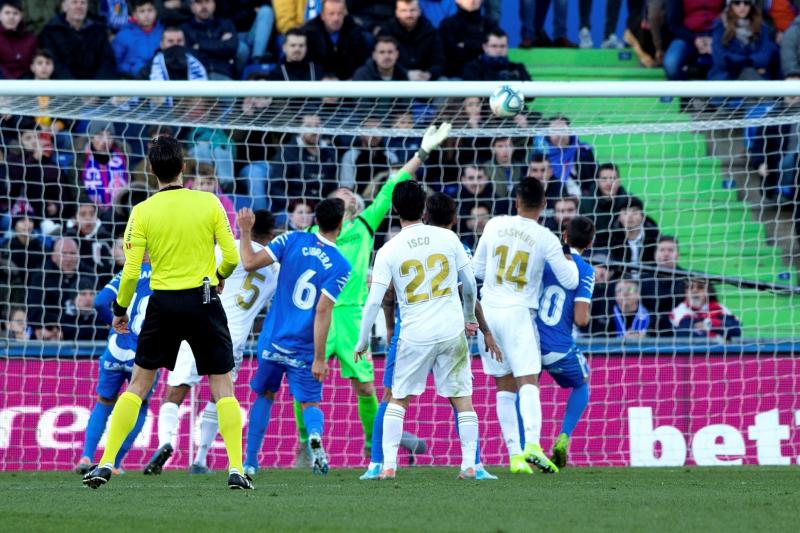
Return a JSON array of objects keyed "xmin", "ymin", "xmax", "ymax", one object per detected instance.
[{"xmin": 416, "ymin": 122, "xmax": 451, "ymax": 162}]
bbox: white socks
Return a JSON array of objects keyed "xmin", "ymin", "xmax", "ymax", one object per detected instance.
[
  {"xmin": 382, "ymin": 404, "xmax": 406, "ymax": 471},
  {"xmin": 518, "ymin": 383, "xmax": 542, "ymax": 446},
  {"xmin": 157, "ymin": 401, "xmax": 180, "ymax": 448},
  {"xmin": 457, "ymin": 411, "xmax": 478, "ymax": 471},
  {"xmin": 496, "ymin": 391, "xmax": 522, "ymax": 457},
  {"xmin": 193, "ymin": 402, "xmax": 219, "ymax": 467}
]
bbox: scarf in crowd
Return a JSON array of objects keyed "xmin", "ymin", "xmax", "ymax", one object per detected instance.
[
  {"xmin": 613, "ymin": 304, "xmax": 650, "ymax": 338},
  {"xmin": 82, "ymin": 146, "xmax": 127, "ymax": 207},
  {"xmin": 669, "ymin": 299, "xmax": 734, "ymax": 338},
  {"xmin": 535, "ymin": 136, "xmax": 580, "ymax": 184},
  {"xmin": 150, "ymin": 49, "xmax": 208, "ymax": 107},
  {"xmin": 735, "ymin": 18, "xmax": 753, "ymax": 45}
]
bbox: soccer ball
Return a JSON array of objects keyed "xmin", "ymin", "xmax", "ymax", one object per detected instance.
[{"xmin": 489, "ymin": 85, "xmax": 525, "ymax": 118}]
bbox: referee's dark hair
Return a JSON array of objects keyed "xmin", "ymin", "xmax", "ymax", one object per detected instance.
[
  {"xmin": 425, "ymin": 192, "xmax": 456, "ymax": 227},
  {"xmin": 315, "ymin": 198, "xmax": 345, "ymax": 232},
  {"xmin": 147, "ymin": 136, "xmax": 184, "ymax": 183},
  {"xmin": 514, "ymin": 177, "xmax": 546, "ymax": 210},
  {"xmin": 392, "ymin": 180, "xmax": 427, "ymax": 221},
  {"xmin": 567, "ymin": 216, "xmax": 595, "ymax": 250},
  {"xmin": 252, "ymin": 210, "xmax": 276, "ymax": 241}
]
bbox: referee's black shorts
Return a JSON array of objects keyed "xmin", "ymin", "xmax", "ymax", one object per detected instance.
[{"xmin": 136, "ymin": 287, "xmax": 234, "ymax": 376}]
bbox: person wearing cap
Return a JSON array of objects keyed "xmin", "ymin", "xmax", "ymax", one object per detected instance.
[
  {"xmin": 709, "ymin": 0, "xmax": 779, "ymax": 81},
  {"xmin": 77, "ymin": 121, "xmax": 130, "ymax": 210},
  {"xmin": 81, "ymin": 136, "xmax": 250, "ymax": 491}
]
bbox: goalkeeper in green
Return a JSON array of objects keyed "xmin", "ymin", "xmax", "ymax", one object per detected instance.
[{"xmin": 291, "ymin": 122, "xmax": 452, "ymax": 463}]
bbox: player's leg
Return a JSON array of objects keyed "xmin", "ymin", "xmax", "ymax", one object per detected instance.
[
  {"xmin": 286, "ymin": 363, "xmax": 327, "ymax": 474},
  {"xmin": 115, "ymin": 400, "xmax": 149, "ymax": 471},
  {"xmin": 245, "ymin": 356, "xmax": 283, "ymax": 474},
  {"xmin": 361, "ymin": 327, "xmax": 397, "ymax": 479},
  {"xmin": 144, "ymin": 384, "xmax": 189, "ymax": 475},
  {"xmin": 545, "ymin": 348, "xmax": 591, "ymax": 468},
  {"xmin": 450, "ymin": 404, "xmax": 497, "ymax": 480},
  {"xmin": 291, "ymin": 400, "xmax": 311, "ymax": 468}
]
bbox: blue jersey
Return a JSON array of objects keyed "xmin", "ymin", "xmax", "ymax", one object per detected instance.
[
  {"xmin": 260, "ymin": 232, "xmax": 351, "ymax": 355},
  {"xmin": 536, "ymin": 252, "xmax": 595, "ymax": 355},
  {"xmin": 94, "ymin": 264, "xmax": 153, "ymax": 362}
]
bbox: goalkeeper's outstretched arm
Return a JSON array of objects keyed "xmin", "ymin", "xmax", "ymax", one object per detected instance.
[{"xmin": 402, "ymin": 122, "xmax": 451, "ymax": 177}]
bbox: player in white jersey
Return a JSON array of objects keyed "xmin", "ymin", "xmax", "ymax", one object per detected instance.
[
  {"xmin": 473, "ymin": 177, "xmax": 579, "ymax": 474},
  {"xmin": 143, "ymin": 211, "xmax": 278, "ymax": 475},
  {"xmin": 356, "ymin": 180, "xmax": 485, "ymax": 480}
]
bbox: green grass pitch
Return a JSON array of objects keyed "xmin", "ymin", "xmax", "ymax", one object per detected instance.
[{"xmin": 0, "ymin": 468, "xmax": 795, "ymax": 532}]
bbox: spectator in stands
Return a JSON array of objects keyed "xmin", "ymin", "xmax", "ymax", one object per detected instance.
[
  {"xmin": 543, "ymin": 195, "xmax": 579, "ymax": 233},
  {"xmin": 439, "ymin": 0, "xmax": 495, "ymax": 78},
  {"xmin": 268, "ymin": 27, "xmax": 324, "ymax": 80},
  {"xmin": 419, "ymin": 0, "xmax": 456, "ymax": 28},
  {"xmin": 147, "ymin": 26, "xmax": 207, "ymax": 88},
  {"xmin": 181, "ymin": 0, "xmax": 239, "ymax": 80},
  {"xmin": 462, "ymin": 28, "xmax": 531, "ymax": 81},
  {"xmin": 482, "ymin": 136, "xmax": 524, "ymax": 198},
  {"xmin": 460, "ymin": 202, "xmax": 491, "ymax": 250},
  {"xmin": 215, "ymin": 1, "xmax": 274, "ymax": 67},
  {"xmin": 522, "ymin": 0, "xmax": 577, "ymax": 48},
  {"xmin": 28, "ymin": 48, "xmax": 54, "ymax": 79},
  {"xmin": 353, "ymin": 34, "xmax": 408, "ymax": 80},
  {"xmin": 303, "ymin": 0, "xmax": 369, "ymax": 80},
  {"xmin": 608, "ymin": 277, "xmax": 651, "ymax": 338},
  {"xmin": 111, "ymin": 236, "xmax": 125, "ymax": 271},
  {"xmin": 277, "ymin": 113, "xmax": 338, "ymax": 205},
  {"xmin": 28, "ymin": 237, "xmax": 102, "ymax": 341},
  {"xmin": 21, "ymin": 0, "xmax": 61, "ymax": 35},
  {"xmin": 663, "ymin": 0, "xmax": 725, "ymax": 80},
  {"xmin": 39, "ymin": 0, "xmax": 117, "ymax": 79},
  {"xmin": 101, "ymin": 182, "xmax": 149, "ymax": 238},
  {"xmin": 379, "ymin": 0, "xmax": 444, "ymax": 81},
  {"xmin": 99, "ymin": 0, "xmax": 129, "ymax": 31},
  {"xmin": 274, "ymin": 0, "xmax": 321, "ymax": 34},
  {"xmin": 63, "ymin": 199, "xmax": 114, "ymax": 285},
  {"xmin": 527, "ymin": 152, "xmax": 581, "ymax": 209},
  {"xmin": 780, "ymin": 12, "xmax": 800, "ymax": 73},
  {"xmin": 189, "ymin": 126, "xmax": 235, "ymax": 188},
  {"xmin": 187, "ymin": 162, "xmax": 238, "ymax": 235},
  {"xmin": 609, "ymin": 195, "xmax": 660, "ymax": 271},
  {"xmin": 533, "ymin": 115, "xmax": 596, "ymax": 196},
  {"xmin": 111, "ymin": 0, "xmax": 163, "ymax": 79},
  {"xmin": 709, "ymin": 0, "xmax": 779, "ymax": 81},
  {"xmin": 157, "ymin": 0, "xmax": 193, "ymax": 27},
  {"xmin": 0, "ymin": 0, "xmax": 37, "ymax": 79},
  {"xmin": 348, "ymin": 0, "xmax": 394, "ymax": 31},
  {"xmin": 766, "ymin": 0, "xmax": 799, "ymax": 43},
  {"xmin": 77, "ymin": 120, "xmax": 129, "ymax": 210},
  {"xmin": 1, "ymin": 215, "xmax": 48, "ymax": 305},
  {"xmin": 287, "ymin": 198, "xmax": 316, "ymax": 231},
  {"xmin": 641, "ymin": 235, "xmax": 687, "ymax": 336},
  {"xmin": 340, "ymin": 117, "xmax": 399, "ymax": 193},
  {"xmin": 670, "ymin": 277, "xmax": 742, "ymax": 341},
  {"xmin": 602, "ymin": 0, "xmax": 630, "ymax": 50},
  {"xmin": 580, "ymin": 162, "xmax": 629, "ymax": 251},
  {"xmin": 451, "ymin": 164, "xmax": 502, "ymax": 210},
  {"xmin": 3, "ymin": 117, "xmax": 63, "ymax": 224},
  {"xmin": 1, "ymin": 306, "xmax": 32, "ymax": 340}
]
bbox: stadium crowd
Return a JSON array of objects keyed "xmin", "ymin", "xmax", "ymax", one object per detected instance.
[{"xmin": 0, "ymin": 0, "xmax": 751, "ymax": 344}]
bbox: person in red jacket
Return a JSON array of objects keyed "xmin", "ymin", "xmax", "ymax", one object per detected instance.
[
  {"xmin": 0, "ymin": 0, "xmax": 36, "ymax": 79},
  {"xmin": 664, "ymin": 0, "xmax": 725, "ymax": 80}
]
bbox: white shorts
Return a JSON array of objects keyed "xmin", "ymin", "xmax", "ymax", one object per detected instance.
[
  {"xmin": 479, "ymin": 304, "xmax": 541, "ymax": 378},
  {"xmin": 392, "ymin": 333, "xmax": 472, "ymax": 400},
  {"xmin": 167, "ymin": 339, "xmax": 245, "ymax": 388}
]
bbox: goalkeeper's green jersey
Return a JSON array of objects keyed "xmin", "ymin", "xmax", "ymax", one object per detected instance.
[{"xmin": 312, "ymin": 169, "xmax": 411, "ymax": 308}]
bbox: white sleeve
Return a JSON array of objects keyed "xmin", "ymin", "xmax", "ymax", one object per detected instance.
[
  {"xmin": 453, "ymin": 233, "xmax": 470, "ymax": 271},
  {"xmin": 371, "ymin": 247, "xmax": 392, "ymax": 287},
  {"xmin": 355, "ymin": 280, "xmax": 389, "ymax": 352},
  {"xmin": 544, "ymin": 232, "xmax": 579, "ymax": 289},
  {"xmin": 472, "ymin": 232, "xmax": 488, "ymax": 280},
  {"xmin": 458, "ymin": 263, "xmax": 478, "ymax": 323}
]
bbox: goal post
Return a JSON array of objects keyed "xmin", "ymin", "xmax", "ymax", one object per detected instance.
[{"xmin": 1, "ymin": 80, "xmax": 799, "ymax": 471}]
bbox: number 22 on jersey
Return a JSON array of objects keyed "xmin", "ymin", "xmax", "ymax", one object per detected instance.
[
  {"xmin": 494, "ymin": 245, "xmax": 529, "ymax": 291},
  {"xmin": 400, "ymin": 253, "xmax": 452, "ymax": 304}
]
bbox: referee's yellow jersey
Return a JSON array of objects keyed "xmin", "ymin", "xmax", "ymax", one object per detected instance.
[{"xmin": 117, "ymin": 188, "xmax": 239, "ymax": 308}]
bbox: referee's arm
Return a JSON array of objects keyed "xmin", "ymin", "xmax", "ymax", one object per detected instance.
[
  {"xmin": 114, "ymin": 204, "xmax": 147, "ymax": 319},
  {"xmin": 214, "ymin": 197, "xmax": 239, "ymax": 281}
]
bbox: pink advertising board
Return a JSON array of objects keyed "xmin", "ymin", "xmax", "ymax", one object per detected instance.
[{"xmin": 2, "ymin": 354, "xmax": 799, "ymax": 471}]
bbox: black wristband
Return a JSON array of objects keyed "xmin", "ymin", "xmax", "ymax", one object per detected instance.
[
  {"xmin": 216, "ymin": 269, "xmax": 227, "ymax": 281},
  {"xmin": 415, "ymin": 148, "xmax": 429, "ymax": 162},
  {"xmin": 112, "ymin": 300, "xmax": 128, "ymax": 317},
  {"xmin": 562, "ymin": 243, "xmax": 571, "ymax": 255}
]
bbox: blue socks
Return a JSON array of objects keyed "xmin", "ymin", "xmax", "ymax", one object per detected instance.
[
  {"xmin": 116, "ymin": 403, "xmax": 148, "ymax": 468},
  {"xmin": 370, "ymin": 401, "xmax": 388, "ymax": 463},
  {"xmin": 452, "ymin": 407, "xmax": 481, "ymax": 465},
  {"xmin": 81, "ymin": 401, "xmax": 114, "ymax": 459},
  {"xmin": 245, "ymin": 395, "xmax": 273, "ymax": 468},
  {"xmin": 561, "ymin": 383, "xmax": 589, "ymax": 437},
  {"xmin": 302, "ymin": 405, "xmax": 324, "ymax": 437}
]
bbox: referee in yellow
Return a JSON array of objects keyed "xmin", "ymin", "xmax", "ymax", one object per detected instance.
[{"xmin": 83, "ymin": 136, "xmax": 252, "ymax": 490}]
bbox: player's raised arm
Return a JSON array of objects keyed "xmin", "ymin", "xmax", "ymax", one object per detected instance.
[
  {"xmin": 400, "ymin": 122, "xmax": 451, "ymax": 177},
  {"xmin": 237, "ymin": 208, "xmax": 274, "ymax": 271},
  {"xmin": 544, "ymin": 232, "xmax": 579, "ymax": 290}
]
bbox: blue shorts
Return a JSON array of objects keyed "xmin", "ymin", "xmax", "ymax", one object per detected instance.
[
  {"xmin": 383, "ymin": 330, "xmax": 400, "ymax": 389},
  {"xmin": 96, "ymin": 349, "xmax": 157, "ymax": 401},
  {"xmin": 542, "ymin": 346, "xmax": 590, "ymax": 389},
  {"xmin": 250, "ymin": 343, "xmax": 322, "ymax": 403}
]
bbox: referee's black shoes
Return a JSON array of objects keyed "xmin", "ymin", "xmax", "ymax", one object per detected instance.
[
  {"xmin": 228, "ymin": 471, "xmax": 255, "ymax": 490},
  {"xmin": 143, "ymin": 443, "xmax": 173, "ymax": 475},
  {"xmin": 82, "ymin": 464, "xmax": 112, "ymax": 489}
]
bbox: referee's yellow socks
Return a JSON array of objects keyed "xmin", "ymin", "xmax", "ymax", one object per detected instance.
[
  {"xmin": 216, "ymin": 397, "xmax": 244, "ymax": 473},
  {"xmin": 98, "ymin": 391, "xmax": 142, "ymax": 467}
]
